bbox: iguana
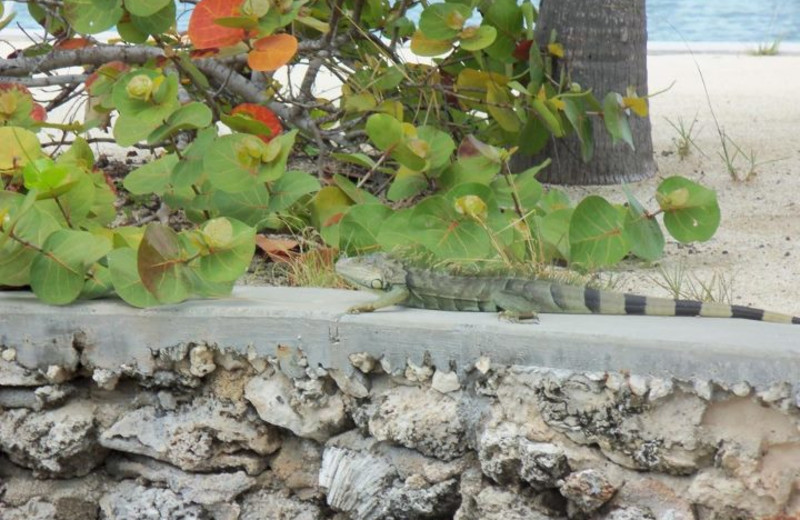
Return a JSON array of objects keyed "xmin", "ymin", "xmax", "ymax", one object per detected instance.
[{"xmin": 335, "ymin": 253, "xmax": 800, "ymax": 325}]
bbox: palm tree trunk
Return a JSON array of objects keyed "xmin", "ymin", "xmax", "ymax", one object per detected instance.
[{"xmin": 513, "ymin": 0, "xmax": 656, "ymax": 185}]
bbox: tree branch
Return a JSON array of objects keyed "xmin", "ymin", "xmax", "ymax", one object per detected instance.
[{"xmin": 0, "ymin": 45, "xmax": 352, "ymax": 147}]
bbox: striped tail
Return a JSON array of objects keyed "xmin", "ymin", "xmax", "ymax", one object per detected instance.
[{"xmin": 579, "ymin": 287, "xmax": 800, "ymax": 324}]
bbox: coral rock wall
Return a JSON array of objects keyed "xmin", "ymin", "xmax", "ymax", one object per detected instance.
[{"xmin": 1, "ymin": 341, "xmax": 799, "ymax": 520}]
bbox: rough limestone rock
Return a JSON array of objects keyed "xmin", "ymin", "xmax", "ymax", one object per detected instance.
[
  {"xmin": 0, "ymin": 499, "xmax": 59, "ymax": 520},
  {"xmin": 687, "ymin": 468, "xmax": 788, "ymax": 520},
  {"xmin": 560, "ymin": 469, "xmax": 619, "ymax": 515},
  {"xmin": 0, "ymin": 456, "xmax": 109, "ymax": 512},
  {"xmin": 478, "ymin": 423, "xmax": 570, "ymax": 488},
  {"xmin": 98, "ymin": 481, "xmax": 206, "ymax": 519},
  {"xmin": 106, "ymin": 455, "xmax": 257, "ymax": 506},
  {"xmin": 0, "ymin": 399, "xmax": 107, "ymax": 477},
  {"xmin": 239, "ymin": 489, "xmax": 325, "ymax": 520},
  {"xmin": 365, "ymin": 385, "xmax": 468, "ymax": 461},
  {"xmin": 0, "ymin": 497, "xmax": 97, "ymax": 520},
  {"xmin": 244, "ymin": 371, "xmax": 349, "ymax": 442},
  {"xmin": 100, "ymin": 396, "xmax": 280, "ymax": 473},
  {"xmin": 0, "ymin": 358, "xmax": 48, "ymax": 386},
  {"xmin": 455, "ymin": 466, "xmax": 565, "ymax": 520},
  {"xmin": 602, "ymin": 506, "xmax": 656, "ymax": 520},
  {"xmin": 270, "ymin": 437, "xmax": 324, "ymax": 498},
  {"xmin": 320, "ymin": 430, "xmax": 466, "ymax": 520},
  {"xmin": 502, "ymin": 370, "xmax": 712, "ymax": 474},
  {"xmin": 609, "ymin": 476, "xmax": 694, "ymax": 520}
]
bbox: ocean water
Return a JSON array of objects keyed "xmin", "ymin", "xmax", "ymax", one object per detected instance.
[{"xmin": 2, "ymin": 0, "xmax": 799, "ymax": 42}]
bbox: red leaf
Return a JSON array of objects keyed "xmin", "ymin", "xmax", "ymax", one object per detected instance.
[
  {"xmin": 231, "ymin": 103, "xmax": 282, "ymax": 143},
  {"xmin": 0, "ymin": 82, "xmax": 31, "ymax": 95},
  {"xmin": 55, "ymin": 38, "xmax": 92, "ymax": 50},
  {"xmin": 513, "ymin": 39, "xmax": 533, "ymax": 62},
  {"xmin": 188, "ymin": 0, "xmax": 246, "ymax": 50},
  {"xmin": 30, "ymin": 103, "xmax": 47, "ymax": 122}
]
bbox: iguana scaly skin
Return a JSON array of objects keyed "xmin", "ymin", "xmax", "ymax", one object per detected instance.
[{"xmin": 335, "ymin": 253, "xmax": 800, "ymax": 325}]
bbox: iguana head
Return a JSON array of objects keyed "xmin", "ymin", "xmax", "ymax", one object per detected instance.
[{"xmin": 335, "ymin": 253, "xmax": 408, "ymax": 292}]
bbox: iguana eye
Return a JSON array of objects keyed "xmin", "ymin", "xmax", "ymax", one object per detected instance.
[{"xmin": 370, "ymin": 279, "xmax": 384, "ymax": 289}]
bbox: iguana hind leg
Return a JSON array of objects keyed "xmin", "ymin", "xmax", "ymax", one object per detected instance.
[
  {"xmin": 493, "ymin": 291, "xmax": 540, "ymax": 324},
  {"xmin": 347, "ymin": 286, "xmax": 410, "ymax": 314}
]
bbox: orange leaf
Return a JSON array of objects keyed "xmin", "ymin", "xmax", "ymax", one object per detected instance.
[
  {"xmin": 231, "ymin": 103, "xmax": 282, "ymax": 143},
  {"xmin": 247, "ymin": 34, "xmax": 298, "ymax": 72},
  {"xmin": 55, "ymin": 38, "xmax": 92, "ymax": 50},
  {"xmin": 188, "ymin": 0, "xmax": 246, "ymax": 50},
  {"xmin": 255, "ymin": 235, "xmax": 299, "ymax": 262}
]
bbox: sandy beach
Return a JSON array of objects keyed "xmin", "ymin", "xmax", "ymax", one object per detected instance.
[{"xmin": 2, "ymin": 32, "xmax": 798, "ymax": 316}]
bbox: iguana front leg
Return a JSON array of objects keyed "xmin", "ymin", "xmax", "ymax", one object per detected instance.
[
  {"xmin": 347, "ymin": 285, "xmax": 410, "ymax": 314},
  {"xmin": 493, "ymin": 290, "xmax": 540, "ymax": 323}
]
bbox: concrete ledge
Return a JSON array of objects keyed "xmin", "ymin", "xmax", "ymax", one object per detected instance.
[{"xmin": 1, "ymin": 286, "xmax": 798, "ymax": 387}]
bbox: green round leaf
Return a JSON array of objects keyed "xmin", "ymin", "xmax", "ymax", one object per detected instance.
[
  {"xmin": 0, "ymin": 127, "xmax": 41, "ymax": 170},
  {"xmin": 656, "ymin": 176, "xmax": 720, "ymax": 243},
  {"xmin": 123, "ymin": 0, "xmax": 170, "ymax": 18},
  {"xmin": 410, "ymin": 31, "xmax": 453, "ymax": 57},
  {"xmin": 459, "ymin": 25, "xmax": 497, "ymax": 51},
  {"xmin": 267, "ymin": 170, "xmax": 321, "ymax": 213},
  {"xmin": 137, "ymin": 223, "xmax": 192, "ymax": 304},
  {"xmin": 117, "ymin": 20, "xmax": 149, "ymax": 43},
  {"xmin": 602, "ymin": 92, "xmax": 634, "ymax": 149},
  {"xmin": 482, "ymin": 0, "xmax": 523, "ymax": 62},
  {"xmin": 490, "ymin": 165, "xmax": 544, "ymax": 211},
  {"xmin": 124, "ymin": 153, "xmax": 179, "ymax": 195},
  {"xmin": 419, "ymin": 3, "xmax": 472, "ymax": 40},
  {"xmin": 30, "ymin": 230, "xmax": 112, "ymax": 305},
  {"xmin": 518, "ymin": 116, "xmax": 550, "ymax": 156},
  {"xmin": 417, "ymin": 126, "xmax": 455, "ymax": 171},
  {"xmin": 64, "ymin": 0, "xmax": 123, "ymax": 33},
  {"xmin": 375, "ymin": 208, "xmax": 415, "ymax": 252},
  {"xmin": 410, "ymin": 195, "xmax": 493, "ymax": 260},
  {"xmin": 112, "ymin": 70, "xmax": 180, "ymax": 118},
  {"xmin": 131, "ymin": 0, "xmax": 175, "ymax": 34},
  {"xmin": 387, "ymin": 168, "xmax": 427, "ymax": 202},
  {"xmin": 148, "ymin": 102, "xmax": 213, "ymax": 144},
  {"xmin": 196, "ymin": 217, "xmax": 256, "ymax": 282},
  {"xmin": 569, "ymin": 196, "xmax": 628, "ymax": 269},
  {"xmin": 486, "ymin": 82, "xmax": 521, "ymax": 132},
  {"xmin": 310, "ymin": 186, "xmax": 352, "ymax": 247},
  {"xmin": 622, "ymin": 188, "xmax": 664, "ymax": 261},
  {"xmin": 204, "ymin": 134, "xmax": 264, "ymax": 193},
  {"xmin": 257, "ymin": 129, "xmax": 297, "ymax": 183},
  {"xmin": 209, "ymin": 185, "xmax": 270, "ymax": 227},
  {"xmin": 332, "ymin": 173, "xmax": 381, "ymax": 205},
  {"xmin": 534, "ymin": 208, "xmax": 572, "ymax": 262},
  {"xmin": 108, "ymin": 247, "xmax": 161, "ymax": 307},
  {"xmin": 365, "ymin": 113, "xmax": 404, "ymax": 152},
  {"xmin": 339, "ymin": 203, "xmax": 393, "ymax": 254},
  {"xmin": 80, "ymin": 264, "xmax": 114, "ymax": 300},
  {"xmin": 0, "ymin": 192, "xmax": 61, "ymax": 286}
]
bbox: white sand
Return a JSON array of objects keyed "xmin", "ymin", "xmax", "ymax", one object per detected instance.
[{"xmin": 2, "ymin": 32, "xmax": 798, "ymax": 315}]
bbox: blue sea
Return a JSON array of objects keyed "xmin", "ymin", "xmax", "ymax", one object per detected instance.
[{"xmin": 3, "ymin": 0, "xmax": 799, "ymax": 42}]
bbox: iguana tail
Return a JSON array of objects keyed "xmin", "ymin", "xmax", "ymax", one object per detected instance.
[{"xmin": 580, "ymin": 287, "xmax": 800, "ymax": 324}]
